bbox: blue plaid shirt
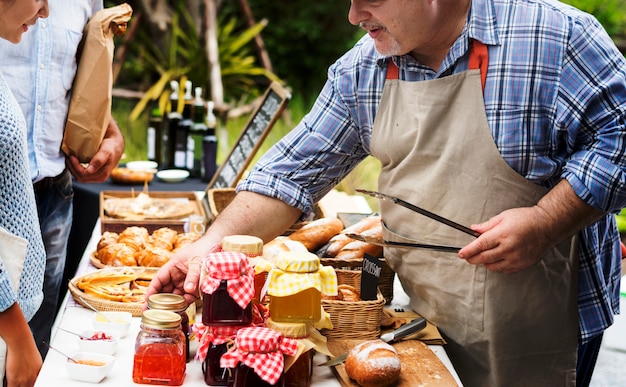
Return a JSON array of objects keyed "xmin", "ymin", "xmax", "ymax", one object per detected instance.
[{"xmin": 239, "ymin": 0, "xmax": 625, "ymax": 342}]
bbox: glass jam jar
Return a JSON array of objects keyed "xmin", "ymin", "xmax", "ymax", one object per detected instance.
[
  {"xmin": 200, "ymin": 252, "xmax": 254, "ymax": 326},
  {"xmin": 266, "ymin": 251, "xmax": 337, "ymax": 323},
  {"xmin": 147, "ymin": 293, "xmax": 191, "ymax": 362},
  {"xmin": 201, "ymin": 325, "xmax": 244, "ymax": 386},
  {"xmin": 133, "ymin": 310, "xmax": 186, "ymax": 386},
  {"xmin": 266, "ymin": 319, "xmax": 314, "ymax": 387},
  {"xmin": 220, "ymin": 326, "xmax": 298, "ymax": 387},
  {"xmin": 221, "ymin": 235, "xmax": 272, "ymax": 304}
]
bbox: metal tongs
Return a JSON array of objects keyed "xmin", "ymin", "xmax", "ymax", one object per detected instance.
[{"xmin": 353, "ymin": 189, "xmax": 481, "ymax": 253}]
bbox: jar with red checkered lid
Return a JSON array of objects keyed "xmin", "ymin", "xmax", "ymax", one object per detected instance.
[
  {"xmin": 200, "ymin": 251, "xmax": 254, "ymax": 326},
  {"xmin": 220, "ymin": 326, "xmax": 298, "ymax": 387}
]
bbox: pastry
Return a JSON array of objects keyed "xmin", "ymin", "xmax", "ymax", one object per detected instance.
[
  {"xmin": 136, "ymin": 246, "xmax": 173, "ymax": 267},
  {"xmin": 344, "ymin": 339, "xmax": 401, "ymax": 387}
]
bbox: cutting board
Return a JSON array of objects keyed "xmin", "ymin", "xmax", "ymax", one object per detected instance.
[{"xmin": 326, "ymin": 339, "xmax": 459, "ymax": 386}]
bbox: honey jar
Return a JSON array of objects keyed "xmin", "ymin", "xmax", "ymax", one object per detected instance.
[
  {"xmin": 220, "ymin": 326, "xmax": 298, "ymax": 387},
  {"xmin": 200, "ymin": 251, "xmax": 254, "ymax": 326},
  {"xmin": 266, "ymin": 251, "xmax": 337, "ymax": 323},
  {"xmin": 133, "ymin": 310, "xmax": 186, "ymax": 386}
]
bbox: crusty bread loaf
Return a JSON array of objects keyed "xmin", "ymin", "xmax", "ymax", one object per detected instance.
[
  {"xmin": 110, "ymin": 167, "xmax": 154, "ymax": 184},
  {"xmin": 287, "ymin": 217, "xmax": 344, "ymax": 251},
  {"xmin": 344, "ymin": 339, "xmax": 401, "ymax": 387}
]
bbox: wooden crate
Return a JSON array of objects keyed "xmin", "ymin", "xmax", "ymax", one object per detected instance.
[{"xmin": 100, "ymin": 191, "xmax": 206, "ymax": 233}]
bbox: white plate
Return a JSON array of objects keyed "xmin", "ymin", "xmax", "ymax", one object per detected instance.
[
  {"xmin": 126, "ymin": 160, "xmax": 158, "ymax": 171},
  {"xmin": 156, "ymin": 169, "xmax": 190, "ymax": 183}
]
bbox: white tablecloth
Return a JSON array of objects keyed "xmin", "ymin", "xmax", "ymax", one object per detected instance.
[{"xmin": 35, "ymin": 221, "xmax": 463, "ymax": 386}]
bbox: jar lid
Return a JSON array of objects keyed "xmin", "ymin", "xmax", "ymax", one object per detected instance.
[
  {"xmin": 204, "ymin": 251, "xmax": 250, "ymax": 279},
  {"xmin": 235, "ymin": 326, "xmax": 283, "ymax": 352},
  {"xmin": 275, "ymin": 251, "xmax": 320, "ymax": 273},
  {"xmin": 147, "ymin": 293, "xmax": 186, "ymax": 312},
  {"xmin": 141, "ymin": 309, "xmax": 181, "ymax": 330},
  {"xmin": 222, "ymin": 235, "xmax": 263, "ymax": 256},
  {"xmin": 266, "ymin": 318, "xmax": 308, "ymax": 338}
]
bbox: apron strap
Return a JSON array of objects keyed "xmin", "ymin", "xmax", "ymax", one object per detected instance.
[
  {"xmin": 386, "ymin": 40, "xmax": 489, "ymax": 91},
  {"xmin": 468, "ymin": 40, "xmax": 488, "ymax": 91}
]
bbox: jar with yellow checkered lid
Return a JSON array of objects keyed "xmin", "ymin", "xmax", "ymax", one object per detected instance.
[{"xmin": 266, "ymin": 251, "xmax": 337, "ymax": 323}]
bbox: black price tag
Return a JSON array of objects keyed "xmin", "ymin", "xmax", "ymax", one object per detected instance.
[{"xmin": 360, "ymin": 253, "xmax": 382, "ymax": 301}]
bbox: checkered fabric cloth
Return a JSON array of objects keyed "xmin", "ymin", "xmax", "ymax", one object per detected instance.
[
  {"xmin": 193, "ymin": 323, "xmax": 244, "ymax": 361},
  {"xmin": 201, "ymin": 252, "xmax": 255, "ymax": 309},
  {"xmin": 266, "ymin": 252, "xmax": 337, "ymax": 297},
  {"xmin": 220, "ymin": 326, "xmax": 298, "ymax": 385}
]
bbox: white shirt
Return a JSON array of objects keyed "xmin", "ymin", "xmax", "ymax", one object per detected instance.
[{"xmin": 0, "ymin": 0, "xmax": 102, "ymax": 182}]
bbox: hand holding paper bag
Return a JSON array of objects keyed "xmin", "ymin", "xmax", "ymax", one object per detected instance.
[{"xmin": 61, "ymin": 3, "xmax": 132, "ymax": 163}]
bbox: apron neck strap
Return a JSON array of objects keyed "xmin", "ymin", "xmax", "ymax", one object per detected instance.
[
  {"xmin": 385, "ymin": 40, "xmax": 489, "ymax": 91},
  {"xmin": 468, "ymin": 40, "xmax": 488, "ymax": 91}
]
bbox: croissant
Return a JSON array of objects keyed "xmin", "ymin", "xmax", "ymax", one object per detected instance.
[
  {"xmin": 118, "ymin": 226, "xmax": 149, "ymax": 251},
  {"xmin": 136, "ymin": 246, "xmax": 172, "ymax": 267},
  {"xmin": 97, "ymin": 243, "xmax": 138, "ymax": 266}
]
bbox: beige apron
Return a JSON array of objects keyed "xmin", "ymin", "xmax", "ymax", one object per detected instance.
[
  {"xmin": 370, "ymin": 42, "xmax": 578, "ymax": 386},
  {"xmin": 0, "ymin": 227, "xmax": 27, "ymax": 381}
]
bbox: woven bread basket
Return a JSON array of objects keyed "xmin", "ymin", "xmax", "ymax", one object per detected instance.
[
  {"xmin": 68, "ymin": 267, "xmax": 157, "ymax": 317},
  {"xmin": 321, "ymin": 269, "xmax": 385, "ymax": 340},
  {"xmin": 320, "ymin": 257, "xmax": 395, "ymax": 304}
]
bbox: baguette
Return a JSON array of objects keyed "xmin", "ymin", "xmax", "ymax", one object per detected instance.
[
  {"xmin": 287, "ymin": 217, "xmax": 344, "ymax": 251},
  {"xmin": 319, "ymin": 215, "xmax": 381, "ymax": 257}
]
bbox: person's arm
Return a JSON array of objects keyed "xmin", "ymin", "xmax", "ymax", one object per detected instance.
[
  {"xmin": 0, "ymin": 302, "xmax": 42, "ymax": 387},
  {"xmin": 145, "ymin": 191, "xmax": 302, "ymax": 305},
  {"xmin": 458, "ymin": 179, "xmax": 604, "ymax": 273},
  {"xmin": 65, "ymin": 118, "xmax": 125, "ymax": 183}
]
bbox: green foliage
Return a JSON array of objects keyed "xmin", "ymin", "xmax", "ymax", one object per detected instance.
[
  {"xmin": 236, "ymin": 1, "xmax": 363, "ymax": 99},
  {"xmin": 561, "ymin": 0, "xmax": 626, "ymax": 37},
  {"xmin": 125, "ymin": 3, "xmax": 281, "ymax": 122}
]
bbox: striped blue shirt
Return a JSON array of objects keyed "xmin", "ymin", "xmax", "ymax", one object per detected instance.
[{"xmin": 239, "ymin": 0, "xmax": 625, "ymax": 342}]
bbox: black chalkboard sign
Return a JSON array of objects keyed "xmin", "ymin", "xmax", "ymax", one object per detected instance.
[{"xmin": 207, "ymin": 81, "xmax": 291, "ymax": 190}]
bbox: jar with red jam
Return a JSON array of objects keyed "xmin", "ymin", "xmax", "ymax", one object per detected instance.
[
  {"xmin": 266, "ymin": 319, "xmax": 314, "ymax": 387},
  {"xmin": 200, "ymin": 251, "xmax": 254, "ymax": 326},
  {"xmin": 221, "ymin": 235, "xmax": 272, "ymax": 304},
  {"xmin": 220, "ymin": 326, "xmax": 298, "ymax": 387},
  {"xmin": 266, "ymin": 251, "xmax": 337, "ymax": 323},
  {"xmin": 147, "ymin": 293, "xmax": 191, "ymax": 362},
  {"xmin": 133, "ymin": 310, "xmax": 186, "ymax": 386},
  {"xmin": 199, "ymin": 325, "xmax": 244, "ymax": 386}
]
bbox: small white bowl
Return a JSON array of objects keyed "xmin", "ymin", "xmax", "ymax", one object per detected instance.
[
  {"xmin": 156, "ymin": 169, "xmax": 190, "ymax": 183},
  {"xmin": 126, "ymin": 160, "xmax": 158, "ymax": 171},
  {"xmin": 66, "ymin": 352, "xmax": 115, "ymax": 383},
  {"xmin": 77, "ymin": 329, "xmax": 121, "ymax": 355},
  {"xmin": 92, "ymin": 311, "xmax": 132, "ymax": 338}
]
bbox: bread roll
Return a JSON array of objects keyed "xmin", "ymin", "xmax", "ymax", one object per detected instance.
[
  {"xmin": 344, "ymin": 340, "xmax": 401, "ymax": 387},
  {"xmin": 110, "ymin": 167, "xmax": 154, "ymax": 184},
  {"xmin": 263, "ymin": 236, "xmax": 308, "ymax": 264},
  {"xmin": 287, "ymin": 217, "xmax": 344, "ymax": 251}
]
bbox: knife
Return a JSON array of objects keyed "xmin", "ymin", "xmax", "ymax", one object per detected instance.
[
  {"xmin": 345, "ymin": 233, "xmax": 462, "ymax": 253},
  {"xmin": 319, "ymin": 317, "xmax": 428, "ymax": 367},
  {"xmin": 356, "ymin": 189, "xmax": 480, "ymax": 238}
]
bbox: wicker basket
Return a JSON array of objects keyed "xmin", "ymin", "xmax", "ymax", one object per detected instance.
[
  {"xmin": 207, "ymin": 188, "xmax": 237, "ymax": 221},
  {"xmin": 68, "ymin": 267, "xmax": 157, "ymax": 317},
  {"xmin": 320, "ymin": 257, "xmax": 395, "ymax": 304},
  {"xmin": 321, "ymin": 269, "xmax": 385, "ymax": 340}
]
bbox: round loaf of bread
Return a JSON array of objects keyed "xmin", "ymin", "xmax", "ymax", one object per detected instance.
[{"xmin": 344, "ymin": 339, "xmax": 401, "ymax": 387}]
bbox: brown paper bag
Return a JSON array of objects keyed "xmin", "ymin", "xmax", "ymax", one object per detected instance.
[{"xmin": 61, "ymin": 3, "xmax": 133, "ymax": 163}]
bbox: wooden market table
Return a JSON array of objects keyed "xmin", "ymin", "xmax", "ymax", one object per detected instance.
[{"xmin": 36, "ymin": 220, "xmax": 463, "ymax": 386}]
